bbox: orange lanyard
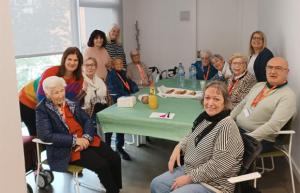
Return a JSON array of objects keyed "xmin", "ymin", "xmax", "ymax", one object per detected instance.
[
  {"xmin": 116, "ymin": 72, "xmax": 130, "ymax": 91},
  {"xmin": 136, "ymin": 64, "xmax": 146, "ymax": 80},
  {"xmin": 227, "ymin": 79, "xmax": 239, "ymax": 96},
  {"xmin": 202, "ymin": 65, "xmax": 210, "ymax": 80},
  {"xmin": 251, "ymin": 85, "xmax": 276, "ymax": 107}
]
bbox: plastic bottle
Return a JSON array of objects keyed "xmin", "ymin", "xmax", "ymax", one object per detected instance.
[
  {"xmin": 177, "ymin": 63, "xmax": 185, "ymax": 88},
  {"xmin": 148, "ymin": 83, "xmax": 158, "ymax": 109},
  {"xmin": 189, "ymin": 64, "xmax": 197, "ymax": 89}
]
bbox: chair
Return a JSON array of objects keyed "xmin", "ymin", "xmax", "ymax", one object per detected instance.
[
  {"xmin": 203, "ymin": 133, "xmax": 263, "ymax": 193},
  {"xmin": 148, "ymin": 66, "xmax": 160, "ymax": 75},
  {"xmin": 159, "ymin": 67, "xmax": 178, "ymax": 79},
  {"xmin": 258, "ymin": 119, "xmax": 296, "ymax": 193},
  {"xmin": 23, "ymin": 136, "xmax": 37, "ymax": 193},
  {"xmin": 32, "ymin": 138, "xmax": 106, "ymax": 193},
  {"xmin": 230, "ymin": 133, "xmax": 263, "ymax": 193}
]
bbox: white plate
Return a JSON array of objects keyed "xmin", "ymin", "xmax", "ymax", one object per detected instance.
[{"xmin": 157, "ymin": 85, "xmax": 203, "ymax": 99}]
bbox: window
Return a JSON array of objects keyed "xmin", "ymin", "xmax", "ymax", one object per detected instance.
[
  {"xmin": 79, "ymin": 0, "xmax": 122, "ymax": 50},
  {"xmin": 16, "ymin": 54, "xmax": 61, "ymax": 90},
  {"xmin": 10, "ymin": 0, "xmax": 79, "ymax": 89},
  {"xmin": 10, "ymin": 0, "xmax": 79, "ymax": 57}
]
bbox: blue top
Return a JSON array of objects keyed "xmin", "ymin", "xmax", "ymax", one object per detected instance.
[
  {"xmin": 36, "ymin": 98, "xmax": 95, "ymax": 172},
  {"xmin": 252, "ymin": 47, "xmax": 274, "ymax": 82},
  {"xmin": 106, "ymin": 69, "xmax": 139, "ymax": 102},
  {"xmin": 192, "ymin": 61, "xmax": 218, "ymax": 80}
]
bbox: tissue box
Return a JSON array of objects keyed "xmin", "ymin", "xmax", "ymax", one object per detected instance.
[{"xmin": 117, "ymin": 96, "xmax": 137, "ymax": 107}]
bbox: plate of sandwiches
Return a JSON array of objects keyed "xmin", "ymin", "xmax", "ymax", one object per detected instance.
[{"xmin": 157, "ymin": 85, "xmax": 203, "ymax": 99}]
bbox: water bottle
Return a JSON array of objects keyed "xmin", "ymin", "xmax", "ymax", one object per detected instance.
[
  {"xmin": 189, "ymin": 64, "xmax": 197, "ymax": 89},
  {"xmin": 189, "ymin": 65, "xmax": 193, "ymax": 80},
  {"xmin": 178, "ymin": 63, "xmax": 185, "ymax": 88}
]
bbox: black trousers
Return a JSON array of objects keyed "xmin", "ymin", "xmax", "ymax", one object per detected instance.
[
  {"xmin": 71, "ymin": 142, "xmax": 122, "ymax": 193},
  {"xmin": 19, "ymin": 102, "xmax": 36, "ymax": 136},
  {"xmin": 105, "ymin": 133, "xmax": 125, "ymax": 150}
]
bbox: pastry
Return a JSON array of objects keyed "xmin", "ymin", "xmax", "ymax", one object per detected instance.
[
  {"xmin": 175, "ymin": 90, "xmax": 187, "ymax": 95},
  {"xmin": 166, "ymin": 89, "xmax": 175, "ymax": 94},
  {"xmin": 188, "ymin": 91, "xmax": 196, "ymax": 95}
]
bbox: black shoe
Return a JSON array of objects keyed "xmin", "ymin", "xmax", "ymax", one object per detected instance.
[
  {"xmin": 146, "ymin": 136, "xmax": 151, "ymax": 143},
  {"xmin": 117, "ymin": 148, "xmax": 132, "ymax": 161}
]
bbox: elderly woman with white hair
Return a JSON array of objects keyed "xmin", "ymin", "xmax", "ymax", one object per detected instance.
[
  {"xmin": 105, "ymin": 24, "xmax": 127, "ymax": 69},
  {"xmin": 227, "ymin": 53, "xmax": 256, "ymax": 107},
  {"xmin": 192, "ymin": 50, "xmax": 218, "ymax": 80},
  {"xmin": 36, "ymin": 76, "xmax": 122, "ymax": 193}
]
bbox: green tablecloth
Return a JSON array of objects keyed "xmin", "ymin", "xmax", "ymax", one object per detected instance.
[{"xmin": 96, "ymin": 79, "xmax": 204, "ymax": 141}]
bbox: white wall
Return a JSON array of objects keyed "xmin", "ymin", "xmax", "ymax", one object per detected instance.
[
  {"xmin": 196, "ymin": 0, "xmax": 258, "ymax": 59},
  {"xmin": 123, "ymin": 0, "xmax": 197, "ymax": 73},
  {"xmin": 123, "ymin": 0, "xmax": 258, "ymax": 72},
  {"xmin": 0, "ymin": 1, "xmax": 26, "ymax": 192},
  {"xmin": 258, "ymin": 0, "xmax": 300, "ymax": 181}
]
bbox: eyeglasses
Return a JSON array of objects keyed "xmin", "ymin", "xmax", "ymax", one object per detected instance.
[
  {"xmin": 252, "ymin": 36, "xmax": 263, "ymax": 41},
  {"xmin": 84, "ymin": 63, "xmax": 96, "ymax": 68},
  {"xmin": 266, "ymin": 65, "xmax": 287, "ymax": 71},
  {"xmin": 231, "ymin": 62, "xmax": 245, "ymax": 66}
]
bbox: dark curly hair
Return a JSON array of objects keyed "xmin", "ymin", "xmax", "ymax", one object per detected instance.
[{"xmin": 87, "ymin": 29, "xmax": 107, "ymax": 47}]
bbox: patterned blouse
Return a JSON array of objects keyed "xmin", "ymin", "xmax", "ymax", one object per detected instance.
[
  {"xmin": 227, "ymin": 71, "xmax": 256, "ymax": 107},
  {"xmin": 105, "ymin": 41, "xmax": 127, "ymax": 68}
]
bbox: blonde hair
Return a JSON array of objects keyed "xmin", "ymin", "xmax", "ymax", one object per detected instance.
[
  {"xmin": 84, "ymin": 57, "xmax": 98, "ymax": 67},
  {"xmin": 43, "ymin": 76, "xmax": 66, "ymax": 96},
  {"xmin": 228, "ymin": 53, "xmax": 248, "ymax": 66},
  {"xmin": 249, "ymin": 31, "xmax": 267, "ymax": 55}
]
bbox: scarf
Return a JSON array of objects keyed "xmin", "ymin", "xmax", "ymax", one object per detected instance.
[
  {"xmin": 82, "ymin": 73, "xmax": 107, "ymax": 110},
  {"xmin": 192, "ymin": 110, "xmax": 231, "ymax": 146}
]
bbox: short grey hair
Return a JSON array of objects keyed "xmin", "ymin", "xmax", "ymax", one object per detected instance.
[
  {"xmin": 130, "ymin": 49, "xmax": 140, "ymax": 56},
  {"xmin": 42, "ymin": 76, "xmax": 66, "ymax": 96},
  {"xmin": 200, "ymin": 50, "xmax": 212, "ymax": 58},
  {"xmin": 211, "ymin": 54, "xmax": 224, "ymax": 61},
  {"xmin": 201, "ymin": 80, "xmax": 232, "ymax": 111}
]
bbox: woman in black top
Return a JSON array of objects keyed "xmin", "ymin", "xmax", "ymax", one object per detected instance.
[{"xmin": 248, "ymin": 31, "xmax": 273, "ymax": 82}]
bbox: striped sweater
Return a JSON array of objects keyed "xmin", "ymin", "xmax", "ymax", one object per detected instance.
[
  {"xmin": 105, "ymin": 41, "xmax": 127, "ymax": 68},
  {"xmin": 179, "ymin": 116, "xmax": 244, "ymax": 193}
]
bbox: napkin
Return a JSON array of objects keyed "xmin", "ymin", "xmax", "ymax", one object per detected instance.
[{"xmin": 149, "ymin": 112, "xmax": 175, "ymax": 119}]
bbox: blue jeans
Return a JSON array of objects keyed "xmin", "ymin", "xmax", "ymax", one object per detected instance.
[{"xmin": 150, "ymin": 166, "xmax": 215, "ymax": 193}]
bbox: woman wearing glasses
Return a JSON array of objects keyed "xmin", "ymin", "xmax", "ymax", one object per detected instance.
[
  {"xmin": 248, "ymin": 31, "xmax": 274, "ymax": 82},
  {"xmin": 227, "ymin": 53, "xmax": 256, "ymax": 107}
]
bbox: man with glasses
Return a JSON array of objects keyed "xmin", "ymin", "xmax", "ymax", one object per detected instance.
[{"xmin": 231, "ymin": 57, "xmax": 296, "ymax": 152}]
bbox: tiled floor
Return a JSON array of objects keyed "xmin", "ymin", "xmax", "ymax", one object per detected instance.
[{"xmin": 26, "ymin": 137, "xmax": 299, "ymax": 193}]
